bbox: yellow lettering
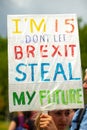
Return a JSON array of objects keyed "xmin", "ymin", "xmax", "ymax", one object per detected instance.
[
  {"xmin": 12, "ymin": 19, "xmax": 22, "ymax": 34},
  {"xmin": 30, "ymin": 18, "xmax": 46, "ymax": 33}
]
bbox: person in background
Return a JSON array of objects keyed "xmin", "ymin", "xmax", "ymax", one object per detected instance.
[
  {"xmin": 70, "ymin": 68, "xmax": 87, "ymax": 130},
  {"xmin": 8, "ymin": 111, "xmax": 24, "ymax": 130},
  {"xmin": 35, "ymin": 109, "xmax": 71, "ymax": 130},
  {"xmin": 8, "ymin": 111, "xmax": 35, "ymax": 130},
  {"xmin": 68, "ymin": 109, "xmax": 77, "ymax": 128}
]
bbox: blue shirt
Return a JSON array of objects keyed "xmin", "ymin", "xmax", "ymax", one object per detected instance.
[{"xmin": 70, "ymin": 107, "xmax": 87, "ymax": 130}]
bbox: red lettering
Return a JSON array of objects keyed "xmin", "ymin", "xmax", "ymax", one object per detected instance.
[
  {"xmin": 40, "ymin": 45, "xmax": 48, "ymax": 57},
  {"xmin": 14, "ymin": 44, "xmax": 76, "ymax": 60},
  {"xmin": 27, "ymin": 45, "xmax": 35, "ymax": 57},
  {"xmin": 69, "ymin": 44, "xmax": 76, "ymax": 56},
  {"xmin": 52, "ymin": 45, "xmax": 62, "ymax": 57},
  {"xmin": 65, "ymin": 45, "xmax": 68, "ymax": 56},
  {"xmin": 14, "ymin": 46, "xmax": 23, "ymax": 59},
  {"xmin": 55, "ymin": 19, "xmax": 58, "ymax": 32}
]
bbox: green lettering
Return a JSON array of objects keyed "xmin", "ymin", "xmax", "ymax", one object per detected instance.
[
  {"xmin": 76, "ymin": 89, "xmax": 82, "ymax": 103},
  {"xmin": 61, "ymin": 90, "xmax": 68, "ymax": 105},
  {"xmin": 13, "ymin": 92, "xmax": 25, "ymax": 105},
  {"xmin": 39, "ymin": 90, "xmax": 46, "ymax": 105},
  {"xmin": 55, "ymin": 90, "xmax": 61, "ymax": 104},
  {"xmin": 69, "ymin": 89, "xmax": 76, "ymax": 103},
  {"xmin": 47, "ymin": 90, "xmax": 51, "ymax": 103},
  {"xmin": 39, "ymin": 88, "xmax": 83, "ymax": 106},
  {"xmin": 26, "ymin": 91, "xmax": 36, "ymax": 104}
]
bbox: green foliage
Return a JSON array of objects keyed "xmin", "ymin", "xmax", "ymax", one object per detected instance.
[
  {"xmin": 0, "ymin": 121, "xmax": 9, "ymax": 130},
  {"xmin": 78, "ymin": 19, "xmax": 87, "ymax": 75},
  {"xmin": 0, "ymin": 37, "xmax": 8, "ymax": 118}
]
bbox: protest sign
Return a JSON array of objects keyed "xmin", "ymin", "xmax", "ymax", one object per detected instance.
[{"xmin": 7, "ymin": 14, "xmax": 84, "ymax": 112}]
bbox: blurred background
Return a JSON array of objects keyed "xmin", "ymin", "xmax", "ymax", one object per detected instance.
[{"xmin": 0, "ymin": 0, "xmax": 87, "ymax": 129}]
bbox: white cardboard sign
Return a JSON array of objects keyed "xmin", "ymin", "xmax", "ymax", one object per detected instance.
[{"xmin": 7, "ymin": 14, "xmax": 84, "ymax": 112}]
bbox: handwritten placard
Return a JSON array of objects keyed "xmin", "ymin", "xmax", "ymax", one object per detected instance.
[{"xmin": 7, "ymin": 14, "xmax": 84, "ymax": 112}]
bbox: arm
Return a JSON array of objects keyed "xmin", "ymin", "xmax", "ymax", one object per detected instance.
[{"xmin": 8, "ymin": 121, "xmax": 17, "ymax": 130}]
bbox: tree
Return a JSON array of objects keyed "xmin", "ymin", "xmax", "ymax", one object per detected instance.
[
  {"xmin": 78, "ymin": 18, "xmax": 87, "ymax": 74},
  {"xmin": 0, "ymin": 37, "xmax": 8, "ymax": 119}
]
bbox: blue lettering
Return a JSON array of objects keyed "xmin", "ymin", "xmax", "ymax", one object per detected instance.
[
  {"xmin": 25, "ymin": 35, "xmax": 31, "ymax": 43},
  {"xmin": 68, "ymin": 63, "xmax": 80, "ymax": 80},
  {"xmin": 53, "ymin": 63, "xmax": 67, "ymax": 81},
  {"xmin": 41, "ymin": 63, "xmax": 50, "ymax": 81},
  {"xmin": 28, "ymin": 63, "xmax": 38, "ymax": 81},
  {"xmin": 15, "ymin": 63, "xmax": 27, "ymax": 81}
]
